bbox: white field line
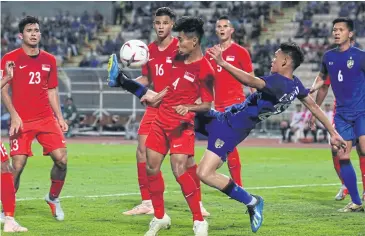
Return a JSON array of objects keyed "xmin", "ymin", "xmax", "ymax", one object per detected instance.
[{"xmin": 16, "ymin": 182, "xmax": 361, "ymax": 202}]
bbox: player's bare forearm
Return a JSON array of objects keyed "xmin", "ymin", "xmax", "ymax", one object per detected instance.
[
  {"xmin": 315, "ymin": 84, "xmax": 329, "ymax": 107},
  {"xmin": 186, "ymin": 102, "xmax": 212, "ymax": 113},
  {"xmin": 249, "ymin": 72, "xmax": 257, "ymax": 93},
  {"xmin": 300, "ymin": 96, "xmax": 337, "ymax": 136},
  {"xmin": 140, "ymin": 87, "xmax": 169, "ymax": 107},
  {"xmin": 48, "ymin": 88, "xmax": 64, "ymax": 120},
  {"xmin": 1, "ymin": 84, "xmax": 19, "ymax": 117},
  {"xmin": 220, "ymin": 61, "xmax": 265, "ymax": 90},
  {"xmin": 0, "ymin": 75, "xmax": 12, "ymax": 89},
  {"xmin": 309, "ymin": 74, "xmax": 325, "ymax": 94}
]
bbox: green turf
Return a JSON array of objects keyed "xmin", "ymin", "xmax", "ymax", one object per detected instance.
[{"xmin": 2, "ymin": 143, "xmax": 365, "ymax": 235}]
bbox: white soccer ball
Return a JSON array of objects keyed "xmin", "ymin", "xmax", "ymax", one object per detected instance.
[{"xmin": 119, "ymin": 40, "xmax": 149, "ymax": 69}]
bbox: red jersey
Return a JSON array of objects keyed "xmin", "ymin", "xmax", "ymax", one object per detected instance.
[
  {"xmin": 141, "ymin": 38, "xmax": 178, "ymax": 93},
  {"xmin": 157, "ymin": 53, "xmax": 214, "ymax": 127},
  {"xmin": 205, "ymin": 42, "xmax": 253, "ymax": 107},
  {"xmin": 1, "ymin": 48, "xmax": 58, "ymax": 122}
]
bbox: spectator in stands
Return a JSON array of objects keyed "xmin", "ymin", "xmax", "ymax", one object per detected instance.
[
  {"xmin": 311, "ymin": 22, "xmax": 320, "ymax": 38},
  {"xmin": 287, "ymin": 104, "xmax": 304, "ymax": 143},
  {"xmin": 94, "ymin": 10, "xmax": 104, "ymax": 32},
  {"xmin": 63, "ymin": 97, "xmax": 79, "ymax": 138},
  {"xmin": 293, "ymin": 7, "xmax": 303, "ymax": 22},
  {"xmin": 113, "ymin": 1, "xmax": 125, "ymax": 25},
  {"xmin": 302, "ymin": 109, "xmax": 317, "ymax": 143},
  {"xmin": 318, "ymin": 23, "xmax": 329, "ymax": 38},
  {"xmin": 103, "ymin": 35, "xmax": 115, "ymax": 55},
  {"xmin": 315, "ymin": 103, "xmax": 333, "ymax": 143},
  {"xmin": 79, "ymin": 55, "xmax": 90, "ymax": 67}
]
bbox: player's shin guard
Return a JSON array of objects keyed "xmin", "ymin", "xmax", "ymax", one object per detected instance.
[
  {"xmin": 333, "ymin": 155, "xmax": 344, "ymax": 184},
  {"xmin": 119, "ymin": 76, "xmax": 148, "ymax": 99},
  {"xmin": 148, "ymin": 171, "xmax": 165, "ymax": 219},
  {"xmin": 222, "ymin": 179, "xmax": 253, "ymax": 205},
  {"xmin": 227, "ymin": 148, "xmax": 243, "ymax": 187},
  {"xmin": 339, "ymin": 160, "xmax": 362, "ymax": 205},
  {"xmin": 359, "ymin": 157, "xmax": 365, "ymax": 192},
  {"xmin": 50, "ymin": 179, "xmax": 65, "ymax": 199},
  {"xmin": 137, "ymin": 162, "xmax": 151, "ymax": 201},
  {"xmin": 187, "ymin": 164, "xmax": 201, "ymax": 202},
  {"xmin": 1, "ymin": 173, "xmax": 16, "ymax": 217},
  {"xmin": 176, "ymin": 172, "xmax": 203, "ymax": 222}
]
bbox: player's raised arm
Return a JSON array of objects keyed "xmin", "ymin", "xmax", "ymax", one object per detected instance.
[
  {"xmin": 299, "ymin": 95, "xmax": 346, "ymax": 150},
  {"xmin": 1, "ymin": 61, "xmax": 15, "ymax": 89},
  {"xmin": 207, "ymin": 45, "xmax": 265, "ymax": 90}
]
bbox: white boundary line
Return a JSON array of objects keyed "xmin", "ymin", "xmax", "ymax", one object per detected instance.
[{"xmin": 16, "ymin": 182, "xmax": 361, "ymax": 202}]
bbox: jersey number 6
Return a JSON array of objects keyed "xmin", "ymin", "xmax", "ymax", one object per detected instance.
[{"xmin": 338, "ymin": 70, "xmax": 343, "ymax": 82}]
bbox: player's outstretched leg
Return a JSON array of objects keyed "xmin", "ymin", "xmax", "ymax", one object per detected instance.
[
  {"xmin": 332, "ymin": 150, "xmax": 348, "ymax": 201},
  {"xmin": 338, "ymin": 159, "xmax": 364, "ymax": 212},
  {"xmin": 45, "ymin": 148, "xmax": 67, "ymax": 221},
  {"xmin": 107, "ymin": 54, "xmax": 122, "ymax": 87},
  {"xmin": 197, "ymin": 150, "xmax": 264, "ymax": 233}
]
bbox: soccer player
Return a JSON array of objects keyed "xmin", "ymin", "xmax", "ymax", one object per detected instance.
[
  {"xmin": 0, "ymin": 61, "xmax": 28, "ymax": 232},
  {"xmin": 1, "ymin": 16, "xmax": 68, "ymax": 221},
  {"xmin": 310, "ymin": 36, "xmax": 365, "ymax": 201},
  {"xmin": 113, "ymin": 7, "xmax": 208, "ymax": 217},
  {"xmin": 109, "ymin": 16, "xmax": 213, "ymax": 236},
  {"xmin": 310, "ymin": 17, "xmax": 365, "ymax": 212},
  {"xmin": 124, "ymin": 42, "xmax": 347, "ymax": 233},
  {"xmin": 205, "ymin": 16, "xmax": 255, "ymax": 187}
]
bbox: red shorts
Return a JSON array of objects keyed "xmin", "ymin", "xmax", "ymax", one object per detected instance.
[
  {"xmin": 215, "ymin": 98, "xmax": 245, "ymax": 112},
  {"xmin": 145, "ymin": 120, "xmax": 195, "ymax": 156},
  {"xmin": 1, "ymin": 142, "xmax": 9, "ymax": 163},
  {"xmin": 138, "ymin": 107, "xmax": 158, "ymax": 135},
  {"xmin": 10, "ymin": 116, "xmax": 66, "ymax": 157}
]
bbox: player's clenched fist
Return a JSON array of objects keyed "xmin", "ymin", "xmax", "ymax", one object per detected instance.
[
  {"xmin": 58, "ymin": 118, "xmax": 69, "ymax": 132},
  {"xmin": 5, "ymin": 61, "xmax": 15, "ymax": 79},
  {"xmin": 173, "ymin": 105, "xmax": 189, "ymax": 116},
  {"xmin": 207, "ymin": 45, "xmax": 224, "ymax": 66}
]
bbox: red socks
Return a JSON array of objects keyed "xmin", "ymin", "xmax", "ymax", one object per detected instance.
[
  {"xmin": 1, "ymin": 173, "xmax": 15, "ymax": 217},
  {"xmin": 187, "ymin": 164, "xmax": 201, "ymax": 202},
  {"xmin": 333, "ymin": 155, "xmax": 344, "ymax": 184},
  {"xmin": 50, "ymin": 179, "xmax": 65, "ymax": 199},
  {"xmin": 176, "ymin": 172, "xmax": 203, "ymax": 222},
  {"xmin": 227, "ymin": 148, "xmax": 243, "ymax": 187},
  {"xmin": 148, "ymin": 171, "xmax": 165, "ymax": 219},
  {"xmin": 359, "ymin": 157, "xmax": 365, "ymax": 192},
  {"xmin": 137, "ymin": 162, "xmax": 151, "ymax": 201}
]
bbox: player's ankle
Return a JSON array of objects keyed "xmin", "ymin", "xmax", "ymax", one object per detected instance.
[{"xmin": 247, "ymin": 196, "xmax": 258, "ymax": 206}]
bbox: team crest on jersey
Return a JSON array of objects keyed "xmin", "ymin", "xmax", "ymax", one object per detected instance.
[
  {"xmin": 347, "ymin": 57, "xmax": 354, "ymax": 69},
  {"xmin": 166, "ymin": 57, "xmax": 172, "ymax": 63},
  {"xmin": 183, "ymin": 72, "xmax": 195, "ymax": 82},
  {"xmin": 226, "ymin": 56, "xmax": 235, "ymax": 61},
  {"xmin": 215, "ymin": 138, "xmax": 225, "ymax": 148},
  {"xmin": 42, "ymin": 64, "xmax": 50, "ymax": 71}
]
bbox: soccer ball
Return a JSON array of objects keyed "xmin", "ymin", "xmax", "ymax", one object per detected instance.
[{"xmin": 119, "ymin": 40, "xmax": 149, "ymax": 69}]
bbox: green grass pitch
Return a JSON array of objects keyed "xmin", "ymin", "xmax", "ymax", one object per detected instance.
[{"xmin": 2, "ymin": 143, "xmax": 365, "ymax": 235}]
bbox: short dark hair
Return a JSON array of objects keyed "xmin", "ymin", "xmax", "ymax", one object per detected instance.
[
  {"xmin": 332, "ymin": 17, "xmax": 354, "ymax": 31},
  {"xmin": 218, "ymin": 15, "xmax": 230, "ymax": 21},
  {"xmin": 279, "ymin": 42, "xmax": 304, "ymax": 70},
  {"xmin": 173, "ymin": 16, "xmax": 204, "ymax": 43},
  {"xmin": 155, "ymin": 7, "xmax": 176, "ymax": 21},
  {"xmin": 18, "ymin": 16, "xmax": 40, "ymax": 33}
]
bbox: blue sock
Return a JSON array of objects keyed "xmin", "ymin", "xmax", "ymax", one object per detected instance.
[
  {"xmin": 120, "ymin": 78, "xmax": 148, "ymax": 99},
  {"xmin": 221, "ymin": 179, "xmax": 253, "ymax": 205},
  {"xmin": 340, "ymin": 160, "xmax": 362, "ymax": 205}
]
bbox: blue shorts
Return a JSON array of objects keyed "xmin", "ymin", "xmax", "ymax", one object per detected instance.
[
  {"xmin": 334, "ymin": 111, "xmax": 365, "ymax": 143},
  {"xmin": 206, "ymin": 110, "xmax": 253, "ymax": 162}
]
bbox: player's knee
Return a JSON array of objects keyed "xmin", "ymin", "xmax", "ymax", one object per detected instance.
[
  {"xmin": 53, "ymin": 151, "xmax": 68, "ymax": 171},
  {"xmin": 197, "ymin": 165, "xmax": 210, "ymax": 183},
  {"xmin": 146, "ymin": 164, "xmax": 159, "ymax": 176}
]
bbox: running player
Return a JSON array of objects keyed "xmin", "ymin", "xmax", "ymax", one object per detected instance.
[
  {"xmin": 205, "ymin": 16, "xmax": 255, "ymax": 187},
  {"xmin": 0, "ymin": 61, "xmax": 28, "ymax": 232},
  {"xmin": 1, "ymin": 16, "xmax": 68, "ymax": 221},
  {"xmin": 310, "ymin": 17, "xmax": 365, "ymax": 212}
]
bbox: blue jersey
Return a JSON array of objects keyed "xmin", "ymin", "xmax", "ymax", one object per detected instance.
[
  {"xmin": 223, "ymin": 73, "xmax": 309, "ymax": 129},
  {"xmin": 320, "ymin": 46, "xmax": 365, "ymax": 112}
]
